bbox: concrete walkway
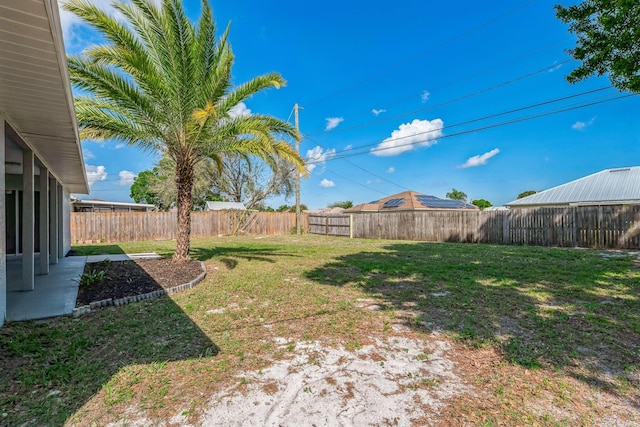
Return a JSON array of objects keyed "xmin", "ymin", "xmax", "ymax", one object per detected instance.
[
  {"xmin": 86, "ymin": 253, "xmax": 161, "ymax": 263},
  {"xmin": 6, "ymin": 253, "xmax": 162, "ymax": 322},
  {"xmin": 6, "ymin": 256, "xmax": 86, "ymax": 322}
]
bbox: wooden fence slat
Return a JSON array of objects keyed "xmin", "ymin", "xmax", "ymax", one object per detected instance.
[
  {"xmin": 71, "ymin": 206, "xmax": 640, "ymax": 249},
  {"xmin": 307, "ymin": 206, "xmax": 640, "ymax": 249},
  {"xmin": 71, "ymin": 211, "xmax": 297, "ymax": 243}
]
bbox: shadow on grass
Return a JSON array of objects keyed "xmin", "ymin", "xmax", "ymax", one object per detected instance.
[
  {"xmin": 305, "ymin": 242, "xmax": 640, "ymax": 398},
  {"xmin": 191, "ymin": 245, "xmax": 300, "ymax": 268},
  {"xmin": 0, "ymin": 249, "xmax": 218, "ymax": 426},
  {"xmin": 71, "ymin": 244, "xmax": 127, "ymax": 256}
]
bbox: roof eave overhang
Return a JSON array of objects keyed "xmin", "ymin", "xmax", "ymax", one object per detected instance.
[{"xmin": 1, "ymin": 0, "xmax": 88, "ymax": 194}]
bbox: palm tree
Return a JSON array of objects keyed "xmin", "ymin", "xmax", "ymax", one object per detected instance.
[{"xmin": 64, "ymin": 0, "xmax": 304, "ymax": 261}]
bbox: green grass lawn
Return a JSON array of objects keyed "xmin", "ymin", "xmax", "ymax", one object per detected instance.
[{"xmin": 1, "ymin": 235, "xmax": 638, "ymax": 425}]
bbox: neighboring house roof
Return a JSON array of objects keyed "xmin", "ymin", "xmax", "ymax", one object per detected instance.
[
  {"xmin": 506, "ymin": 167, "xmax": 640, "ymax": 207},
  {"xmin": 205, "ymin": 201, "xmax": 247, "ymax": 211},
  {"xmin": 1, "ymin": 0, "xmax": 88, "ymax": 193},
  {"xmin": 484, "ymin": 206, "xmax": 509, "ymax": 211},
  {"xmin": 345, "ymin": 191, "xmax": 478, "ymax": 213},
  {"xmin": 72, "ymin": 199, "xmax": 155, "ymax": 212},
  {"xmin": 305, "ymin": 207, "xmax": 346, "ymax": 215}
]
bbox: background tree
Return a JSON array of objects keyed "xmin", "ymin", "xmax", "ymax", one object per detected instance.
[
  {"xmin": 471, "ymin": 199, "xmax": 492, "ymax": 210},
  {"xmin": 66, "ymin": 0, "xmax": 304, "ymax": 261},
  {"xmin": 517, "ymin": 190, "xmax": 537, "ymax": 199},
  {"xmin": 276, "ymin": 204, "xmax": 308, "ymax": 212},
  {"xmin": 208, "ymin": 155, "xmax": 296, "ymax": 210},
  {"xmin": 130, "ymin": 169, "xmax": 164, "ymax": 208},
  {"xmin": 556, "ymin": 1, "xmax": 640, "ymax": 92},
  {"xmin": 130, "ymin": 157, "xmax": 222, "ymax": 211},
  {"xmin": 446, "ymin": 188, "xmax": 467, "ymax": 201},
  {"xmin": 328, "ymin": 201, "xmax": 353, "ymax": 209}
]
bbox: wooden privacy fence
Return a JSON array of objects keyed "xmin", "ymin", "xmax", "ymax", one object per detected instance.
[
  {"xmin": 307, "ymin": 214, "xmax": 350, "ymax": 236},
  {"xmin": 311, "ymin": 205, "xmax": 640, "ymax": 249},
  {"xmin": 71, "ymin": 211, "xmax": 301, "ymax": 243}
]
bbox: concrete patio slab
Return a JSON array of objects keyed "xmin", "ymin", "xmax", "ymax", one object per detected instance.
[
  {"xmin": 6, "ymin": 256, "xmax": 86, "ymax": 321},
  {"xmin": 86, "ymin": 253, "xmax": 161, "ymax": 263}
]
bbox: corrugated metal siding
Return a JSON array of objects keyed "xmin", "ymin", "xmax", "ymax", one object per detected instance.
[{"xmin": 507, "ymin": 167, "xmax": 640, "ymax": 206}]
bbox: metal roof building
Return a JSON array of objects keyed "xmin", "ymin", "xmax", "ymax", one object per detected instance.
[
  {"xmin": 72, "ymin": 198, "xmax": 156, "ymax": 212},
  {"xmin": 345, "ymin": 191, "xmax": 478, "ymax": 213},
  {"xmin": 506, "ymin": 167, "xmax": 640, "ymax": 208},
  {"xmin": 205, "ymin": 201, "xmax": 247, "ymax": 211}
]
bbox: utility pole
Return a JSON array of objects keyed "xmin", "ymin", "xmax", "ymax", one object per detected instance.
[{"xmin": 294, "ymin": 103, "xmax": 302, "ymax": 235}]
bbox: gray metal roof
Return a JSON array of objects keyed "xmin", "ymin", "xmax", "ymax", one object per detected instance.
[
  {"xmin": 205, "ymin": 201, "xmax": 247, "ymax": 211},
  {"xmin": 506, "ymin": 167, "xmax": 640, "ymax": 207}
]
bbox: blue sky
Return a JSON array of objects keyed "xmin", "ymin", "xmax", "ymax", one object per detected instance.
[{"xmin": 59, "ymin": 0, "xmax": 640, "ymax": 209}]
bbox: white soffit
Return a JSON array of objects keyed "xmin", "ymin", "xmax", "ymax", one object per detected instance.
[{"xmin": 0, "ymin": 0, "xmax": 88, "ymax": 193}]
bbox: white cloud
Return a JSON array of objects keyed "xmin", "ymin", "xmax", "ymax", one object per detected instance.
[
  {"xmin": 325, "ymin": 117, "xmax": 344, "ymax": 131},
  {"xmin": 386, "ymin": 167, "xmax": 395, "ymax": 174},
  {"xmin": 344, "ymin": 144, "xmax": 353, "ymax": 151},
  {"xmin": 82, "ymin": 149, "xmax": 95, "ymax": 160},
  {"xmin": 59, "ymin": 0, "xmax": 161, "ymax": 48},
  {"xmin": 572, "ymin": 116, "xmax": 596, "ymax": 131},
  {"xmin": 319, "ymin": 178, "xmax": 335, "ymax": 188},
  {"xmin": 372, "ymin": 109, "xmax": 387, "ymax": 116},
  {"xmin": 85, "ymin": 165, "xmax": 107, "ymax": 187},
  {"xmin": 548, "ymin": 62, "xmax": 563, "ymax": 72},
  {"xmin": 371, "ymin": 118, "xmax": 444, "ymax": 157},
  {"xmin": 421, "ymin": 90, "xmax": 430, "ymax": 103},
  {"xmin": 114, "ymin": 143, "xmax": 125, "ymax": 149},
  {"xmin": 459, "ymin": 148, "xmax": 500, "ymax": 168},
  {"xmin": 58, "ymin": 5, "xmax": 83, "ymax": 43},
  {"xmin": 118, "ymin": 170, "xmax": 136, "ymax": 186},
  {"xmin": 229, "ymin": 102, "xmax": 252, "ymax": 118},
  {"xmin": 306, "ymin": 146, "xmax": 336, "ymax": 173}
]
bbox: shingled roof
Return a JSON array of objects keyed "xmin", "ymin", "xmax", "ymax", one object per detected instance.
[{"xmin": 345, "ymin": 191, "xmax": 478, "ymax": 213}]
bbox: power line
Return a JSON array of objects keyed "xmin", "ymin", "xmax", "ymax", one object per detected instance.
[
  {"xmin": 306, "ymin": 92, "xmax": 634, "ymax": 164},
  {"xmin": 305, "ymin": 0, "xmax": 541, "ymax": 107},
  {"xmin": 305, "ymin": 59, "xmax": 574, "ymax": 136},
  {"xmin": 306, "ymin": 136, "xmax": 413, "ymax": 193},
  {"xmin": 369, "ymin": 42, "xmax": 569, "ymax": 114},
  {"xmin": 306, "ymin": 86, "xmax": 614, "ymax": 161},
  {"xmin": 322, "ymin": 167, "xmax": 393, "ymax": 196}
]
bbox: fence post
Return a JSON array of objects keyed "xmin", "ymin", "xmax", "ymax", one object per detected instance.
[
  {"xmin": 598, "ymin": 205, "xmax": 604, "ymax": 248},
  {"xmin": 325, "ymin": 216, "xmax": 329, "ymax": 236},
  {"xmin": 502, "ymin": 211, "xmax": 510, "ymax": 245},
  {"xmin": 572, "ymin": 207, "xmax": 577, "ymax": 247},
  {"xmin": 349, "ymin": 214, "xmax": 353, "ymax": 239}
]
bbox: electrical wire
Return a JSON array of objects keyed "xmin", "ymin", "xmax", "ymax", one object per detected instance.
[
  {"xmin": 321, "ymin": 167, "xmax": 393, "ymax": 196},
  {"xmin": 306, "ymin": 92, "xmax": 635, "ymax": 164},
  {"xmin": 305, "ymin": 59, "xmax": 574, "ymax": 136},
  {"xmin": 306, "ymin": 136, "xmax": 413, "ymax": 192},
  {"xmin": 305, "ymin": 0, "xmax": 541, "ymax": 107}
]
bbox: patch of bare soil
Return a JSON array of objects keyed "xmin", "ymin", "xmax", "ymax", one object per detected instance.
[{"xmin": 75, "ymin": 258, "xmax": 203, "ymax": 307}]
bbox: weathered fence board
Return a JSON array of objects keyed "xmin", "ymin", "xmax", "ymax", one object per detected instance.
[
  {"xmin": 74, "ymin": 206, "xmax": 640, "ymax": 249},
  {"xmin": 71, "ymin": 211, "xmax": 298, "ymax": 243},
  {"xmin": 344, "ymin": 206, "xmax": 640, "ymax": 249},
  {"xmin": 307, "ymin": 214, "xmax": 350, "ymax": 236}
]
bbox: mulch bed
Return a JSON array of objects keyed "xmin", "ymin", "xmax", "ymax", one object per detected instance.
[{"xmin": 75, "ymin": 258, "xmax": 204, "ymax": 307}]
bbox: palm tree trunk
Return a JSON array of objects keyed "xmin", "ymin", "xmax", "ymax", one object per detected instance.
[{"xmin": 173, "ymin": 160, "xmax": 194, "ymax": 262}]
